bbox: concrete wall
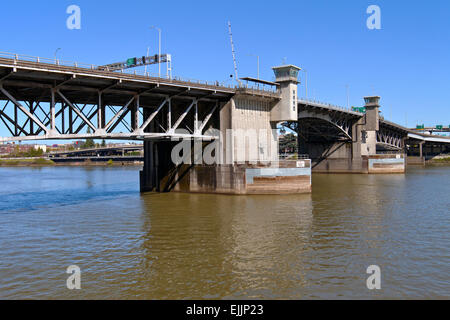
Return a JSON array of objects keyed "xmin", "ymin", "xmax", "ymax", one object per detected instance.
[
  {"xmin": 221, "ymin": 95, "xmax": 278, "ymax": 164},
  {"xmin": 173, "ymin": 161, "xmax": 312, "ymax": 195},
  {"xmin": 407, "ymin": 156, "xmax": 425, "ymax": 166},
  {"xmin": 361, "ymin": 131, "xmax": 377, "ymax": 156},
  {"xmin": 306, "ymin": 142, "xmax": 352, "ymax": 160},
  {"xmin": 351, "ymin": 104, "xmax": 379, "ymax": 158},
  {"xmin": 312, "ymin": 158, "xmax": 368, "ymax": 173},
  {"xmin": 270, "ymin": 82, "xmax": 298, "ymax": 122},
  {"xmin": 367, "ymin": 155, "xmax": 405, "ymax": 174},
  {"xmin": 312, "ymin": 154, "xmax": 405, "ymax": 174}
]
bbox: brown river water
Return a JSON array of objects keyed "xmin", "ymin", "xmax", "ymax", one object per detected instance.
[{"xmin": 0, "ymin": 165, "xmax": 449, "ymax": 299}]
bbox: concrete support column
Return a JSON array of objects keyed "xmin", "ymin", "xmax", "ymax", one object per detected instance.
[
  {"xmin": 140, "ymin": 140, "xmax": 180, "ymax": 192},
  {"xmin": 351, "ymin": 119, "xmax": 363, "ymax": 159},
  {"xmin": 140, "ymin": 140, "xmax": 157, "ymax": 192},
  {"xmin": 140, "ymin": 108, "xmax": 179, "ymax": 193},
  {"xmin": 419, "ymin": 141, "xmax": 424, "ymax": 158}
]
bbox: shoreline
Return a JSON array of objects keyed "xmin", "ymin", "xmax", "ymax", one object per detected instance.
[
  {"xmin": 0, "ymin": 158, "xmax": 143, "ymax": 167},
  {"xmin": 1, "ymin": 157, "xmax": 449, "ymax": 168}
]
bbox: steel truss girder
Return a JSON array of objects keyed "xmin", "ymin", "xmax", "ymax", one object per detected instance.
[
  {"xmin": 377, "ymin": 126, "xmax": 404, "ymax": 150},
  {"xmin": 0, "ymin": 85, "xmax": 220, "ymax": 142},
  {"xmin": 297, "ymin": 110, "xmax": 354, "ymax": 141}
]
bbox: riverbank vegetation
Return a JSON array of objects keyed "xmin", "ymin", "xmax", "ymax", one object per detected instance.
[
  {"xmin": 0, "ymin": 158, "xmax": 55, "ymax": 166},
  {"xmin": 430, "ymin": 157, "xmax": 450, "ymax": 163},
  {"xmin": 0, "ymin": 147, "xmax": 45, "ymax": 158}
]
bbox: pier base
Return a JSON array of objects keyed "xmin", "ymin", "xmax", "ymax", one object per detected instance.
[
  {"xmin": 311, "ymin": 154, "xmax": 406, "ymax": 174},
  {"xmin": 140, "ymin": 147, "xmax": 312, "ymax": 195}
]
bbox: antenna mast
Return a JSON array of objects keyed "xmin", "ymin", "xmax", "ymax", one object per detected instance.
[{"xmin": 228, "ymin": 21, "xmax": 241, "ymax": 86}]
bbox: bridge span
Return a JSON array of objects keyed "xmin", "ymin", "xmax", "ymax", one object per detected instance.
[
  {"xmin": 281, "ymin": 98, "xmax": 449, "ymax": 171},
  {"xmin": 1, "ymin": 52, "xmax": 448, "ymax": 194},
  {"xmin": 0, "ymin": 53, "xmax": 277, "ymax": 143}
]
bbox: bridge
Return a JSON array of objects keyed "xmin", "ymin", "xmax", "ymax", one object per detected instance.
[
  {"xmin": 48, "ymin": 145, "xmax": 143, "ymax": 158},
  {"xmin": 1, "ymin": 52, "xmax": 449, "ymax": 194},
  {"xmin": 282, "ymin": 99, "xmax": 450, "ymax": 169},
  {"xmin": 410, "ymin": 126, "xmax": 450, "ymax": 135},
  {"xmin": 0, "ymin": 52, "xmax": 279, "ymax": 144}
]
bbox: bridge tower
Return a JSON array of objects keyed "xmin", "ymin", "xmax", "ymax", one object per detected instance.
[
  {"xmin": 356, "ymin": 96, "xmax": 380, "ymax": 157},
  {"xmin": 270, "ymin": 65, "xmax": 301, "ymax": 122},
  {"xmin": 271, "ymin": 65, "xmax": 309, "ymax": 155}
]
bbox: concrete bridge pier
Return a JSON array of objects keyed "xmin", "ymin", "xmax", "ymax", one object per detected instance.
[
  {"xmin": 139, "ymin": 64, "xmax": 313, "ymax": 194},
  {"xmin": 140, "ymin": 140, "xmax": 176, "ymax": 193},
  {"xmin": 351, "ymin": 96, "xmax": 380, "ymax": 159},
  {"xmin": 298, "ymin": 95, "xmax": 406, "ymax": 174}
]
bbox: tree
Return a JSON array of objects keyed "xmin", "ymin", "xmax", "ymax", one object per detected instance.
[
  {"xmin": 279, "ymin": 133, "xmax": 298, "ymax": 154},
  {"xmin": 101, "ymin": 139, "xmax": 106, "ymax": 147},
  {"xmin": 82, "ymin": 127, "xmax": 95, "ymax": 149}
]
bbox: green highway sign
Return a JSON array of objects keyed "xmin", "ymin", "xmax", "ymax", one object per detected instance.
[
  {"xmin": 352, "ymin": 107, "xmax": 366, "ymax": 113},
  {"xmin": 126, "ymin": 58, "xmax": 137, "ymax": 66}
]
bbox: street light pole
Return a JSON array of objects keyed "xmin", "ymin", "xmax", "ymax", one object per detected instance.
[
  {"xmin": 144, "ymin": 47, "xmax": 150, "ymax": 75},
  {"xmin": 54, "ymin": 48, "xmax": 61, "ymax": 64},
  {"xmin": 150, "ymin": 26, "xmax": 162, "ymax": 78},
  {"xmin": 346, "ymin": 84, "xmax": 350, "ymax": 109},
  {"xmin": 303, "ymin": 69, "xmax": 308, "ymax": 99},
  {"xmin": 257, "ymin": 55, "xmax": 260, "ymax": 80}
]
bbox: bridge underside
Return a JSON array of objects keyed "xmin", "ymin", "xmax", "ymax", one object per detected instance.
[
  {"xmin": 377, "ymin": 122, "xmax": 405, "ymax": 151},
  {"xmin": 281, "ymin": 101, "xmax": 410, "ymax": 173},
  {"xmin": 0, "ymin": 58, "xmax": 236, "ymax": 143},
  {"xmin": 284, "ymin": 118, "xmax": 352, "ymax": 162},
  {"xmin": 406, "ymin": 136, "xmax": 450, "ymax": 160}
]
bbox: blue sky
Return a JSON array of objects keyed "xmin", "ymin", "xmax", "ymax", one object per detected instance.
[{"xmin": 1, "ymin": 0, "xmax": 449, "ymax": 138}]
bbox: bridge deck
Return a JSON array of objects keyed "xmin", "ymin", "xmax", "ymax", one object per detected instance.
[
  {"xmin": 298, "ymin": 99, "xmax": 363, "ymax": 116},
  {"xmin": 0, "ymin": 54, "xmax": 280, "ymax": 142},
  {"xmin": 0, "ymin": 56, "xmax": 279, "ymax": 105}
]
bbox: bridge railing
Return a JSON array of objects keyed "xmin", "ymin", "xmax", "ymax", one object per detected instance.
[
  {"xmin": 0, "ymin": 51, "xmax": 278, "ymax": 95},
  {"xmin": 298, "ymin": 97, "xmax": 364, "ymax": 115}
]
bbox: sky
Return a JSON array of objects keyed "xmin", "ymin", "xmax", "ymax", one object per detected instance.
[{"xmin": 1, "ymin": 0, "xmax": 449, "ymax": 141}]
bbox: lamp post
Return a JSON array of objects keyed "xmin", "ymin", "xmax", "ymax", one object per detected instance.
[
  {"xmin": 346, "ymin": 84, "xmax": 350, "ymax": 109},
  {"xmin": 144, "ymin": 47, "xmax": 150, "ymax": 75},
  {"xmin": 150, "ymin": 26, "xmax": 162, "ymax": 78},
  {"xmin": 248, "ymin": 54, "xmax": 260, "ymax": 79},
  {"xmin": 54, "ymin": 48, "xmax": 61, "ymax": 64}
]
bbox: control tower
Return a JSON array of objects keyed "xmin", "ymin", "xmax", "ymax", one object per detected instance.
[{"xmin": 270, "ymin": 65, "xmax": 301, "ymax": 122}]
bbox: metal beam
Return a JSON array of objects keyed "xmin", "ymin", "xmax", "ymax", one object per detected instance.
[
  {"xmin": 198, "ymin": 101, "xmax": 218, "ymax": 133},
  {"xmin": 0, "ymin": 85, "xmax": 49, "ymax": 134},
  {"xmin": 56, "ymin": 90, "xmax": 97, "ymax": 131},
  {"xmin": 105, "ymin": 97, "xmax": 135, "ymax": 131},
  {"xmin": 171, "ymin": 99, "xmax": 196, "ymax": 132},
  {"xmin": 140, "ymin": 98, "xmax": 168, "ymax": 131}
]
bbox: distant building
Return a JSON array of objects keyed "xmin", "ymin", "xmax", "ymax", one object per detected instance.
[{"xmin": 0, "ymin": 143, "xmax": 34, "ymax": 156}]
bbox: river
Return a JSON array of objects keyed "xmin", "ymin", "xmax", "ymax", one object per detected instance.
[{"xmin": 0, "ymin": 165, "xmax": 449, "ymax": 299}]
